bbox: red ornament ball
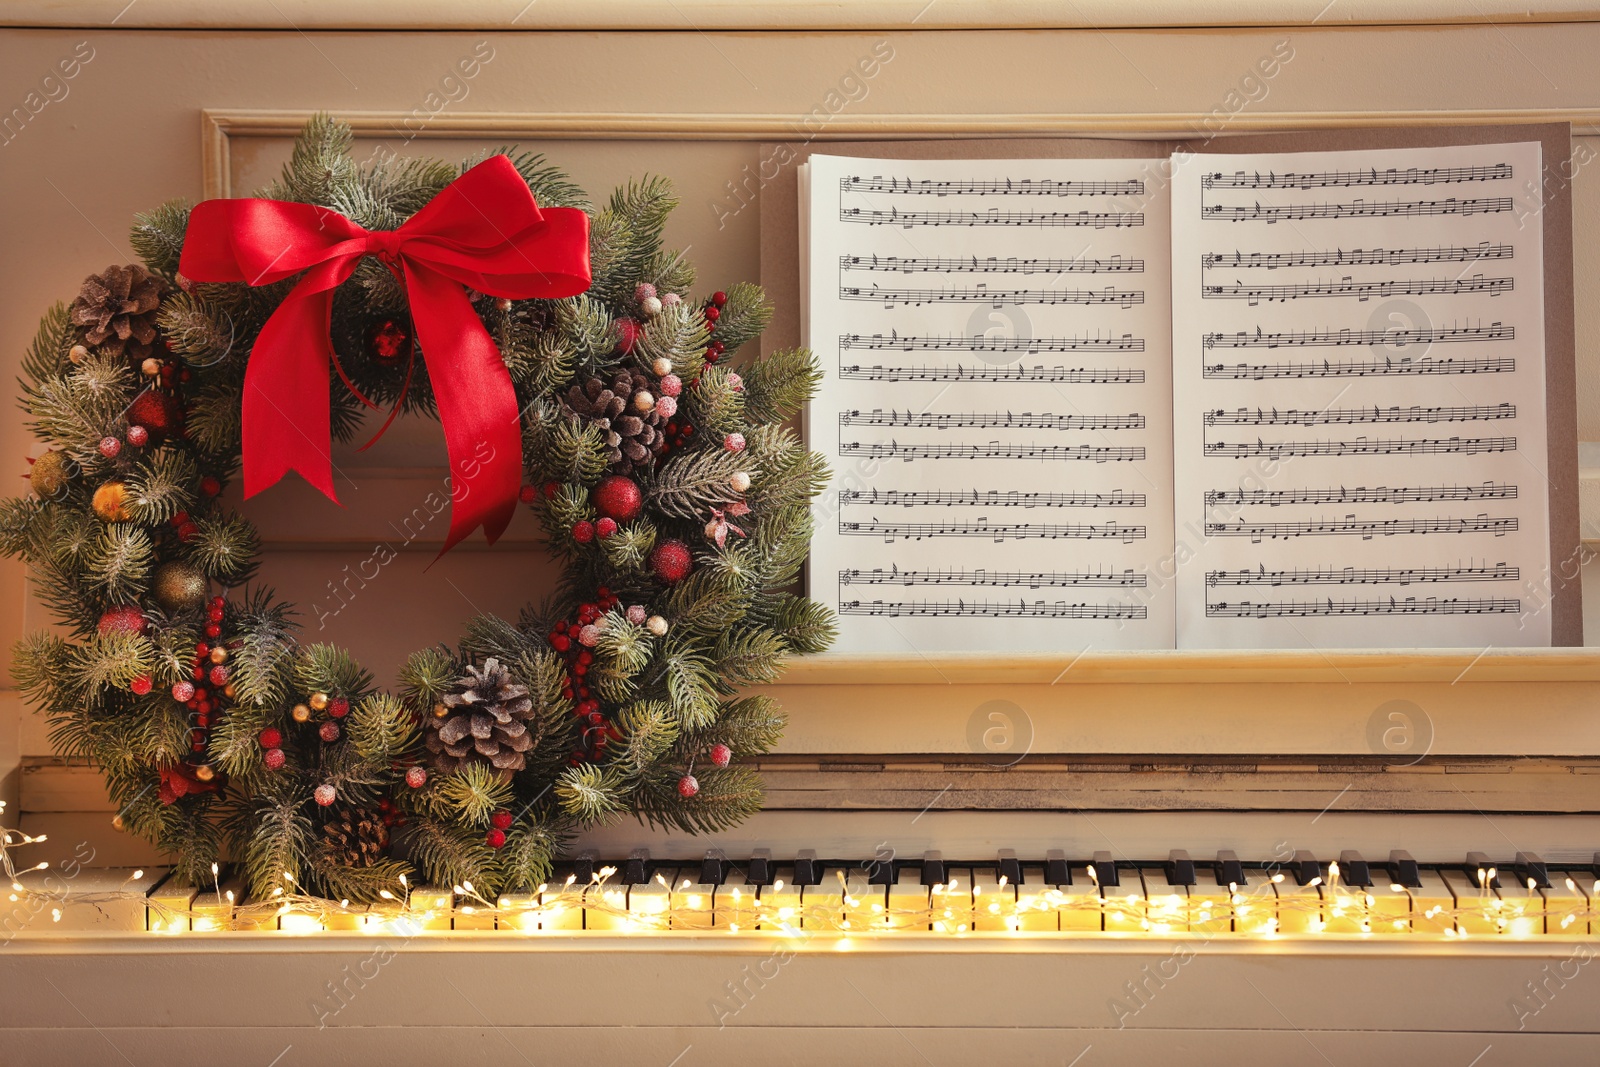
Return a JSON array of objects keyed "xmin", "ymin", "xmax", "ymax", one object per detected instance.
[
  {"xmin": 405, "ymin": 765, "xmax": 427, "ymax": 789},
  {"xmin": 712, "ymin": 291, "xmax": 728, "ymax": 306},
  {"xmin": 172, "ymin": 681, "xmax": 195, "ymax": 702},
  {"xmin": 264, "ymin": 747, "xmax": 286, "ymax": 771},
  {"xmin": 519, "ymin": 484, "xmax": 537, "ymax": 505},
  {"xmin": 258, "ymin": 727, "xmax": 283, "ymax": 749},
  {"xmin": 486, "ymin": 828, "xmax": 507, "ymax": 849},
  {"xmin": 126, "ymin": 390, "xmax": 179, "ymax": 441},
  {"xmin": 368, "ymin": 319, "xmax": 411, "ymax": 362},
  {"xmin": 97, "ymin": 436, "xmax": 121, "ymax": 459},
  {"xmin": 571, "ymin": 519, "xmax": 595, "ymax": 544},
  {"xmin": 126, "ymin": 425, "xmax": 149, "ymax": 448},
  {"xmin": 319, "ymin": 720, "xmax": 341, "ymax": 743},
  {"xmin": 129, "ymin": 674, "xmax": 153, "ymax": 696},
  {"xmin": 329, "ymin": 697, "xmax": 349, "ymax": 718},
  {"xmin": 677, "ymin": 774, "xmax": 699, "ymax": 798},
  {"xmin": 710, "ymin": 743, "xmax": 732, "ymax": 768},
  {"xmin": 199, "ymin": 476, "xmax": 221, "ymax": 498},
  {"xmin": 592, "ymin": 475, "xmax": 643, "ymax": 523},
  {"xmin": 615, "ymin": 317, "xmax": 641, "ymax": 353},
  {"xmin": 314, "ymin": 783, "xmax": 337, "ymax": 806},
  {"xmin": 596, "ymin": 517, "xmax": 618, "ymax": 539},
  {"xmin": 97, "ymin": 605, "xmax": 147, "ymax": 635},
  {"xmin": 490, "ymin": 809, "xmax": 514, "ymax": 831},
  {"xmin": 649, "ymin": 539, "xmax": 693, "ymax": 584},
  {"xmin": 208, "ymin": 665, "xmax": 229, "ymax": 687}
]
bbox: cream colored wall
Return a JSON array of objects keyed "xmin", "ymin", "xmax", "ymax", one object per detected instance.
[{"xmin": 5, "ymin": 21, "xmax": 1600, "ymax": 816}]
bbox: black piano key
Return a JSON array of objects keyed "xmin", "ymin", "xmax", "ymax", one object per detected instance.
[
  {"xmin": 1091, "ymin": 851, "xmax": 1119, "ymax": 888},
  {"xmin": 1338, "ymin": 850, "xmax": 1373, "ymax": 888},
  {"xmin": 793, "ymin": 849, "xmax": 821, "ymax": 887},
  {"xmin": 1292, "ymin": 850, "xmax": 1324, "ymax": 887},
  {"xmin": 867, "ymin": 856, "xmax": 896, "ymax": 886},
  {"xmin": 623, "ymin": 848, "xmax": 650, "ymax": 886},
  {"xmin": 1515, "ymin": 852, "xmax": 1550, "ymax": 889},
  {"xmin": 920, "ymin": 850, "xmax": 947, "ymax": 887},
  {"xmin": 998, "ymin": 849, "xmax": 1024, "ymax": 886},
  {"xmin": 698, "ymin": 849, "xmax": 728, "ymax": 886},
  {"xmin": 1465, "ymin": 851, "xmax": 1500, "ymax": 889},
  {"xmin": 1216, "ymin": 850, "xmax": 1246, "ymax": 887},
  {"xmin": 1387, "ymin": 850, "xmax": 1422, "ymax": 888},
  {"xmin": 746, "ymin": 848, "xmax": 774, "ymax": 886},
  {"xmin": 1166, "ymin": 849, "xmax": 1196, "ymax": 886},
  {"xmin": 573, "ymin": 849, "xmax": 598, "ymax": 885},
  {"xmin": 1045, "ymin": 849, "xmax": 1071, "ymax": 885}
]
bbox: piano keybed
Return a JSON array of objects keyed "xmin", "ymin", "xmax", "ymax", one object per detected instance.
[{"xmin": 134, "ymin": 847, "xmax": 1600, "ymax": 937}]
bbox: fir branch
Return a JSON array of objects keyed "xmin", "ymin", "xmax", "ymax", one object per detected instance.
[
  {"xmin": 21, "ymin": 302, "xmax": 73, "ymax": 385},
  {"xmin": 424, "ymin": 764, "xmax": 512, "ymax": 825},
  {"xmin": 554, "ymin": 763, "xmax": 628, "ymax": 823},
  {"xmin": 188, "ymin": 511, "xmax": 260, "ymax": 585},
  {"xmin": 83, "ymin": 523, "xmax": 153, "ymax": 605},
  {"xmin": 703, "ymin": 282, "xmax": 770, "ymax": 356},
  {"xmin": 767, "ymin": 593, "xmax": 838, "ymax": 655},
  {"xmin": 495, "ymin": 820, "xmax": 563, "ymax": 892},
  {"xmin": 129, "ymin": 199, "xmax": 192, "ymax": 279},
  {"xmin": 125, "ymin": 447, "xmax": 198, "ymax": 525},
  {"xmin": 406, "ymin": 816, "xmax": 496, "ymax": 891},
  {"xmin": 399, "ymin": 646, "xmax": 457, "ymax": 710},
  {"xmin": 344, "ymin": 693, "xmax": 419, "ymax": 767},
  {"xmin": 742, "ymin": 347, "xmax": 822, "ymax": 424},
  {"xmin": 230, "ymin": 590, "xmax": 298, "ymax": 710},
  {"xmin": 647, "ymin": 447, "xmax": 746, "ymax": 520},
  {"xmin": 156, "ymin": 291, "xmax": 239, "ymax": 364}
]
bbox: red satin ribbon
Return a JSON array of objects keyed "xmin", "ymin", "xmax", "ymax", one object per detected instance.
[{"xmin": 179, "ymin": 156, "xmax": 591, "ymax": 552}]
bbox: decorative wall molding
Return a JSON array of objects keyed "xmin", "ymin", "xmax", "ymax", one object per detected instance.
[{"xmin": 13, "ymin": 1, "xmax": 1600, "ymax": 32}]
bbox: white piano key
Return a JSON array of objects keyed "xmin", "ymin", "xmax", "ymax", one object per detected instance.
[
  {"xmin": 1438, "ymin": 867, "xmax": 1500, "ymax": 936},
  {"xmin": 1137, "ymin": 867, "xmax": 1191, "ymax": 934},
  {"xmin": 887, "ymin": 865, "xmax": 930, "ymax": 931},
  {"xmin": 712, "ymin": 867, "xmax": 755, "ymax": 932},
  {"xmin": 970, "ymin": 865, "xmax": 1014, "ymax": 933}
]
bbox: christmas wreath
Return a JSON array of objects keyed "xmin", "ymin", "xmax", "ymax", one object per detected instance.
[{"xmin": 1, "ymin": 116, "xmax": 834, "ymax": 903}]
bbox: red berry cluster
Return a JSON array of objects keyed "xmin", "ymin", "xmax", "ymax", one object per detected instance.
[
  {"xmin": 702, "ymin": 290, "xmax": 728, "ymax": 364},
  {"xmin": 548, "ymin": 587, "xmax": 624, "ymax": 764},
  {"xmin": 375, "ymin": 795, "xmax": 404, "ymax": 833},
  {"xmin": 178, "ymin": 596, "xmax": 231, "ymax": 775},
  {"xmin": 487, "ymin": 808, "xmax": 514, "ymax": 849},
  {"xmin": 169, "ymin": 510, "xmax": 201, "ymax": 545}
]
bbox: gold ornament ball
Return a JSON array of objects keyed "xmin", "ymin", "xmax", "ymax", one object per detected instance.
[
  {"xmin": 309, "ymin": 691, "xmax": 329, "ymax": 711},
  {"xmin": 111, "ymin": 814, "xmax": 126, "ymax": 832},
  {"xmin": 68, "ymin": 344, "xmax": 89, "ymax": 364},
  {"xmin": 29, "ymin": 450, "xmax": 70, "ymax": 499},
  {"xmin": 646, "ymin": 615, "xmax": 669, "ymax": 637},
  {"xmin": 652, "ymin": 357, "xmax": 673, "ymax": 377},
  {"xmin": 292, "ymin": 703, "xmax": 311, "ymax": 723},
  {"xmin": 194, "ymin": 764, "xmax": 215, "ymax": 782},
  {"xmin": 633, "ymin": 390, "xmax": 655, "ymax": 413},
  {"xmin": 91, "ymin": 480, "xmax": 132, "ymax": 522},
  {"xmin": 141, "ymin": 357, "xmax": 161, "ymax": 377},
  {"xmin": 208, "ymin": 646, "xmax": 228, "ymax": 664},
  {"xmin": 151, "ymin": 560, "xmax": 207, "ymax": 613},
  {"xmin": 223, "ymin": 683, "xmax": 236, "ymax": 699}
]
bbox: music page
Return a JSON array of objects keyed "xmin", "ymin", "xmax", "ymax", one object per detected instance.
[
  {"xmin": 803, "ymin": 153, "xmax": 1177, "ymax": 652},
  {"xmin": 1169, "ymin": 141, "xmax": 1551, "ymax": 648}
]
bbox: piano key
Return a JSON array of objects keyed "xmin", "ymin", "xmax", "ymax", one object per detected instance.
[
  {"xmin": 1464, "ymin": 851, "xmax": 1500, "ymax": 890},
  {"xmin": 1337, "ymin": 850, "xmax": 1373, "ymax": 888},
  {"xmin": 1055, "ymin": 863, "xmax": 1104, "ymax": 932},
  {"xmin": 970, "ymin": 865, "xmax": 1014, "ymax": 932},
  {"xmin": 997, "ymin": 849, "xmax": 1024, "ymax": 887},
  {"xmin": 887, "ymin": 865, "xmax": 930, "ymax": 931},
  {"xmin": 572, "ymin": 849, "xmax": 598, "ymax": 885},
  {"xmin": 1044, "ymin": 848, "xmax": 1071, "ymax": 885},
  {"xmin": 930, "ymin": 866, "xmax": 972, "ymax": 934},
  {"xmin": 699, "ymin": 849, "xmax": 729, "ymax": 887},
  {"xmin": 1438, "ymin": 867, "xmax": 1498, "ymax": 935},
  {"xmin": 1319, "ymin": 875, "xmax": 1371, "ymax": 934},
  {"xmin": 582, "ymin": 864, "xmax": 630, "ymax": 931},
  {"xmin": 1138, "ymin": 866, "xmax": 1191, "ymax": 933},
  {"xmin": 1185, "ymin": 869, "xmax": 1234, "ymax": 936},
  {"xmin": 496, "ymin": 890, "xmax": 540, "ymax": 932},
  {"xmin": 1166, "ymin": 849, "xmax": 1196, "ymax": 886},
  {"xmin": 1388, "ymin": 850, "xmax": 1422, "ymax": 888},
  {"xmin": 1514, "ymin": 851, "xmax": 1550, "ymax": 889},
  {"xmin": 800, "ymin": 865, "xmax": 847, "ymax": 930},
  {"xmin": 625, "ymin": 865, "xmax": 675, "ymax": 930},
  {"xmin": 1290, "ymin": 850, "xmax": 1324, "ymax": 887},
  {"xmin": 407, "ymin": 886, "xmax": 453, "ymax": 931},
  {"xmin": 1364, "ymin": 877, "xmax": 1415, "ymax": 934},
  {"xmin": 759, "ymin": 866, "xmax": 803, "ymax": 932},
  {"xmin": 866, "ymin": 853, "xmax": 896, "ymax": 886},
  {"xmin": 1542, "ymin": 870, "xmax": 1593, "ymax": 936},
  {"xmin": 671, "ymin": 870, "xmax": 716, "ymax": 931},
  {"xmin": 190, "ymin": 876, "xmax": 242, "ymax": 932},
  {"xmin": 712, "ymin": 866, "xmax": 756, "ymax": 931},
  {"xmin": 1013, "ymin": 863, "xmax": 1059, "ymax": 932},
  {"xmin": 841, "ymin": 866, "xmax": 881, "ymax": 932},
  {"xmin": 1230, "ymin": 873, "xmax": 1281, "ymax": 935},
  {"xmin": 146, "ymin": 873, "xmax": 197, "ymax": 933},
  {"xmin": 747, "ymin": 848, "xmax": 774, "ymax": 887},
  {"xmin": 1405, "ymin": 869, "xmax": 1458, "ymax": 935},
  {"xmin": 1216, "ymin": 850, "xmax": 1247, "ymax": 888},
  {"xmin": 454, "ymin": 892, "xmax": 496, "ymax": 931},
  {"xmin": 1102, "ymin": 868, "xmax": 1145, "ymax": 933},
  {"xmin": 793, "ymin": 849, "xmax": 822, "ymax": 887},
  {"xmin": 621, "ymin": 847, "xmax": 650, "ymax": 888},
  {"xmin": 1272, "ymin": 866, "xmax": 1325, "ymax": 934},
  {"xmin": 1091, "ymin": 850, "xmax": 1120, "ymax": 887},
  {"xmin": 921, "ymin": 850, "xmax": 947, "ymax": 887},
  {"xmin": 540, "ymin": 869, "xmax": 585, "ymax": 931},
  {"xmin": 1492, "ymin": 876, "xmax": 1542, "ymax": 938}
]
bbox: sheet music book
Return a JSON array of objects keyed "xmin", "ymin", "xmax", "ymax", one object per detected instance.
[{"xmin": 801, "ymin": 140, "xmax": 1558, "ymax": 652}]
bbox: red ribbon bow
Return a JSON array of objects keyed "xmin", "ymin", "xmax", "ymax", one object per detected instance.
[{"xmin": 179, "ymin": 156, "xmax": 592, "ymax": 552}]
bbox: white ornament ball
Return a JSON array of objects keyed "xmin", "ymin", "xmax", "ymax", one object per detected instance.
[
  {"xmin": 730, "ymin": 471, "xmax": 752, "ymax": 493},
  {"xmin": 646, "ymin": 615, "xmax": 669, "ymax": 637},
  {"xmin": 314, "ymin": 784, "xmax": 337, "ymax": 807},
  {"xmin": 652, "ymin": 357, "xmax": 673, "ymax": 377},
  {"xmin": 578, "ymin": 623, "xmax": 602, "ymax": 647},
  {"xmin": 661, "ymin": 292, "xmax": 682, "ymax": 307},
  {"xmin": 626, "ymin": 604, "xmax": 647, "ymax": 625},
  {"xmin": 724, "ymin": 432, "xmax": 746, "ymax": 453},
  {"xmin": 641, "ymin": 296, "xmax": 663, "ymax": 316},
  {"xmin": 655, "ymin": 395, "xmax": 677, "ymax": 419},
  {"xmin": 633, "ymin": 391, "xmax": 655, "ymax": 413}
]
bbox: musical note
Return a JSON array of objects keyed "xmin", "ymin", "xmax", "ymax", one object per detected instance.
[
  {"xmin": 1200, "ymin": 163, "xmax": 1511, "ymax": 190},
  {"xmin": 1203, "ymin": 403, "xmax": 1513, "ymax": 427},
  {"xmin": 1205, "ymin": 515, "xmax": 1517, "ymax": 540},
  {"xmin": 841, "ymin": 284, "xmax": 1145, "ymax": 308},
  {"xmin": 841, "ymin": 206, "xmax": 1145, "ymax": 228},
  {"xmin": 841, "ymin": 175, "xmax": 1146, "ymax": 196},
  {"xmin": 1203, "ymin": 355, "xmax": 1514, "ymax": 380},
  {"xmin": 1201, "ymin": 196, "xmax": 1512, "ymax": 223},
  {"xmin": 841, "ymin": 599, "xmax": 1149, "ymax": 619},
  {"xmin": 839, "ymin": 566, "xmax": 1147, "ymax": 588},
  {"xmin": 840, "ymin": 364, "xmax": 1145, "ymax": 384},
  {"xmin": 840, "ymin": 519, "xmax": 1146, "ymax": 542},
  {"xmin": 841, "ymin": 331, "xmax": 1143, "ymax": 353},
  {"xmin": 1205, "ymin": 563, "xmax": 1518, "ymax": 587},
  {"xmin": 1206, "ymin": 596, "xmax": 1520, "ymax": 617},
  {"xmin": 1200, "ymin": 242, "xmax": 1512, "ymax": 270},
  {"xmin": 1202, "ymin": 436, "xmax": 1515, "ymax": 459},
  {"xmin": 1201, "ymin": 275, "xmax": 1512, "ymax": 303},
  {"xmin": 841, "ymin": 253, "xmax": 1145, "ymax": 275},
  {"xmin": 1203, "ymin": 482, "xmax": 1516, "ymax": 507},
  {"xmin": 1203, "ymin": 323, "xmax": 1511, "ymax": 348},
  {"xmin": 839, "ymin": 488, "xmax": 1146, "ymax": 508},
  {"xmin": 840, "ymin": 442, "xmax": 1147, "ymax": 462},
  {"xmin": 840, "ymin": 411, "xmax": 1146, "ymax": 432}
]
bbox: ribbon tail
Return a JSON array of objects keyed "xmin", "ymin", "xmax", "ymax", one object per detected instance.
[
  {"xmin": 405, "ymin": 263, "xmax": 522, "ymax": 554},
  {"xmin": 242, "ymin": 284, "xmax": 338, "ymax": 502}
]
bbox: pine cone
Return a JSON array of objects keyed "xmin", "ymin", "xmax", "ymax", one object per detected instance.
[
  {"xmin": 562, "ymin": 369, "xmax": 666, "ymax": 474},
  {"xmin": 69, "ymin": 264, "xmax": 166, "ymax": 361},
  {"xmin": 424, "ymin": 657, "xmax": 536, "ymax": 776},
  {"xmin": 319, "ymin": 807, "xmax": 389, "ymax": 868}
]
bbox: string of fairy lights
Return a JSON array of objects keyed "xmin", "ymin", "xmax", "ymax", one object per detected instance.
[{"xmin": 6, "ymin": 817, "xmax": 1597, "ymax": 938}]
